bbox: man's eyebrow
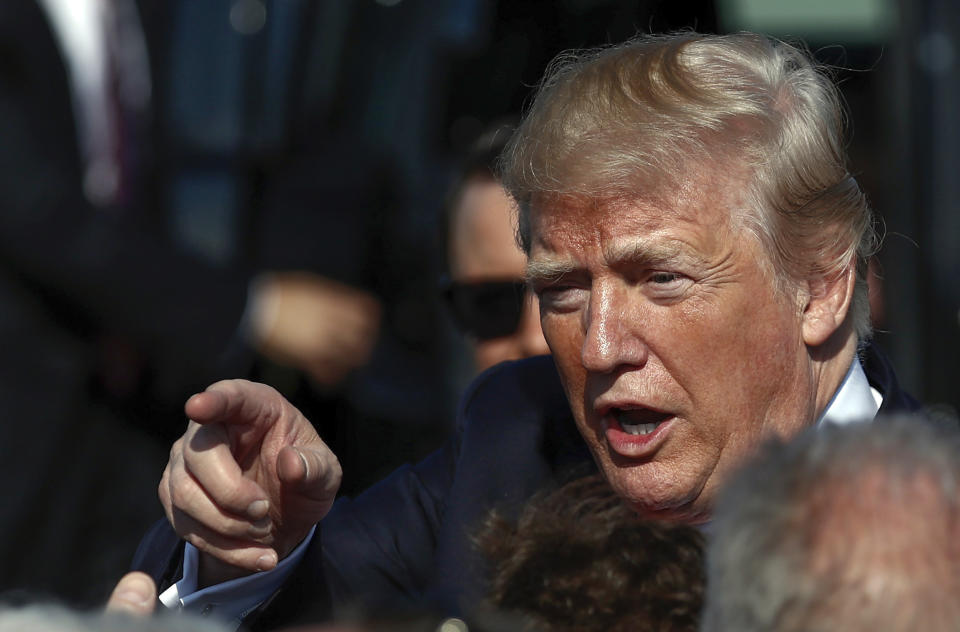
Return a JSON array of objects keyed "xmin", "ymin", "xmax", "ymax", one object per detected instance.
[
  {"xmin": 604, "ymin": 239, "xmax": 695, "ymax": 267},
  {"xmin": 525, "ymin": 258, "xmax": 579, "ymax": 285}
]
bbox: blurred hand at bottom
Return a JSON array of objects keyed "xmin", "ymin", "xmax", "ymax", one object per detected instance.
[{"xmin": 105, "ymin": 571, "xmax": 157, "ymax": 616}]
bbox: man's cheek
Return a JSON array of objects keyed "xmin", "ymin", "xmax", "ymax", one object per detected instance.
[{"xmin": 541, "ymin": 317, "xmax": 582, "ymax": 361}]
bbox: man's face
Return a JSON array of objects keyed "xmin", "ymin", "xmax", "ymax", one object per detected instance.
[
  {"xmin": 450, "ymin": 178, "xmax": 550, "ymax": 372},
  {"xmin": 527, "ymin": 170, "xmax": 818, "ymax": 523}
]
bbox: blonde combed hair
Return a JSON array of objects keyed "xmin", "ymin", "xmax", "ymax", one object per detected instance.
[{"xmin": 501, "ymin": 31, "xmax": 877, "ymax": 340}]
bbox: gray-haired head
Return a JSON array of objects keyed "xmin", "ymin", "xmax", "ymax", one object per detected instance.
[
  {"xmin": 500, "ymin": 31, "xmax": 877, "ymax": 340},
  {"xmin": 703, "ymin": 414, "xmax": 960, "ymax": 632}
]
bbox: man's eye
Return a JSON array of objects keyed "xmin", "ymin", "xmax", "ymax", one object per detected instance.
[
  {"xmin": 650, "ymin": 272, "xmax": 680, "ymax": 284},
  {"xmin": 645, "ymin": 271, "xmax": 692, "ymax": 302}
]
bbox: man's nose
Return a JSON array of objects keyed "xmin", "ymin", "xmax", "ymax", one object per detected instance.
[{"xmin": 580, "ymin": 285, "xmax": 648, "ymax": 373}]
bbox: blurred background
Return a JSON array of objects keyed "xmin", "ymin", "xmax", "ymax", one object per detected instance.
[{"xmin": 0, "ymin": 0, "xmax": 957, "ymax": 607}]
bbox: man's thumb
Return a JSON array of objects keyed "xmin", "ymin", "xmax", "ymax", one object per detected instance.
[{"xmin": 278, "ymin": 445, "xmax": 342, "ymax": 504}]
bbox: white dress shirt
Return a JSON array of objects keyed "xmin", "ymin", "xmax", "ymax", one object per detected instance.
[
  {"xmin": 159, "ymin": 525, "xmax": 315, "ymax": 626},
  {"xmin": 817, "ymin": 353, "xmax": 882, "ymax": 426}
]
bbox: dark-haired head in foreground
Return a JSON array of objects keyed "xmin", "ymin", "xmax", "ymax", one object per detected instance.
[
  {"xmin": 478, "ymin": 474, "xmax": 705, "ymax": 631},
  {"xmin": 704, "ymin": 414, "xmax": 960, "ymax": 632}
]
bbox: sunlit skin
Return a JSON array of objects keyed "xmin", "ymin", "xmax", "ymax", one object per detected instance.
[
  {"xmin": 526, "ymin": 168, "xmax": 855, "ymax": 524},
  {"xmin": 450, "ymin": 177, "xmax": 550, "ymax": 372}
]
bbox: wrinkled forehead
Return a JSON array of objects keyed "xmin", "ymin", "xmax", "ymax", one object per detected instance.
[{"xmin": 527, "ymin": 163, "xmax": 751, "ymax": 249}]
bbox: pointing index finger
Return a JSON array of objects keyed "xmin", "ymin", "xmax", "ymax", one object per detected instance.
[
  {"xmin": 184, "ymin": 379, "xmax": 282, "ymax": 430},
  {"xmin": 183, "ymin": 390, "xmax": 228, "ymax": 425}
]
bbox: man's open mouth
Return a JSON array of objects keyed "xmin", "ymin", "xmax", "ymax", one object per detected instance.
[{"xmin": 613, "ymin": 408, "xmax": 673, "ymax": 436}]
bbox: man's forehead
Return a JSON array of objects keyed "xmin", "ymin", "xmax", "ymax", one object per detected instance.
[
  {"xmin": 530, "ymin": 194, "xmax": 663, "ymax": 242},
  {"xmin": 529, "ymin": 188, "xmax": 735, "ymax": 251},
  {"xmin": 530, "ymin": 161, "xmax": 745, "ymax": 222}
]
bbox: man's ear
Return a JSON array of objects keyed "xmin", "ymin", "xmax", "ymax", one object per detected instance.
[{"xmin": 801, "ymin": 264, "xmax": 856, "ymax": 347}]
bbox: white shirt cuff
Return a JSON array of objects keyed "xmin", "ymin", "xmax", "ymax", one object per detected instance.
[{"xmin": 158, "ymin": 526, "xmax": 316, "ymax": 627}]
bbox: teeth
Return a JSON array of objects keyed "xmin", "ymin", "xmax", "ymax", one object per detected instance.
[
  {"xmin": 612, "ymin": 408, "xmax": 671, "ymax": 436},
  {"xmin": 621, "ymin": 422, "xmax": 659, "ymax": 436}
]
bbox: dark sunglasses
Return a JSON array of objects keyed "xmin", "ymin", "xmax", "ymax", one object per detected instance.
[{"xmin": 441, "ymin": 278, "xmax": 530, "ymax": 341}]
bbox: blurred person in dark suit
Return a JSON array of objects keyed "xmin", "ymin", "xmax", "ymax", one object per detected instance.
[
  {"xmin": 703, "ymin": 415, "xmax": 960, "ymax": 632},
  {"xmin": 0, "ymin": 0, "xmax": 380, "ymax": 605}
]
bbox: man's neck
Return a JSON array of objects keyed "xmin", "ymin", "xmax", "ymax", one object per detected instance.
[
  {"xmin": 817, "ymin": 351, "xmax": 882, "ymax": 426},
  {"xmin": 811, "ymin": 330, "xmax": 859, "ymax": 422}
]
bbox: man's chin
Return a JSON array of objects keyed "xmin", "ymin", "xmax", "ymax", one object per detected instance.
[
  {"xmin": 603, "ymin": 470, "xmax": 709, "ymax": 524},
  {"xmin": 625, "ymin": 501, "xmax": 710, "ymax": 525}
]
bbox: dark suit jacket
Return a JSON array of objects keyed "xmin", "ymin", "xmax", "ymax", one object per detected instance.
[{"xmin": 133, "ymin": 344, "xmax": 921, "ymax": 630}]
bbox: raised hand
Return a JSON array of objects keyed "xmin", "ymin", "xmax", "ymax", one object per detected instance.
[
  {"xmin": 248, "ymin": 272, "xmax": 382, "ymax": 387},
  {"xmin": 158, "ymin": 379, "xmax": 342, "ymax": 585}
]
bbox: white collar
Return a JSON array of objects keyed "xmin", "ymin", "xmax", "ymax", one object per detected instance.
[{"xmin": 817, "ymin": 355, "xmax": 883, "ymax": 426}]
